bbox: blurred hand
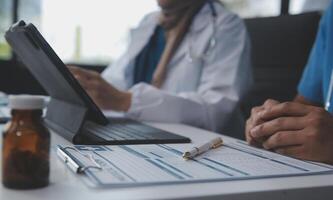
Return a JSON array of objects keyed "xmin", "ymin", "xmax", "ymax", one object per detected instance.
[
  {"xmin": 247, "ymin": 101, "xmax": 333, "ymax": 164},
  {"xmin": 245, "ymin": 99, "xmax": 280, "ymax": 147},
  {"xmin": 68, "ymin": 66, "xmax": 131, "ymax": 111}
]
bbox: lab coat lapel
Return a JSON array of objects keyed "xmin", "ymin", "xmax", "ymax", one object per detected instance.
[
  {"xmin": 123, "ymin": 5, "xmax": 212, "ymax": 87},
  {"xmin": 127, "ymin": 4, "xmax": 211, "ymax": 68},
  {"xmin": 168, "ymin": 3, "xmax": 211, "ymax": 67},
  {"xmin": 127, "ymin": 15, "xmax": 158, "ymax": 64},
  {"xmin": 122, "ymin": 14, "xmax": 158, "ymax": 86}
]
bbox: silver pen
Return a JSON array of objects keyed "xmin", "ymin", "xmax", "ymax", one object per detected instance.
[{"xmin": 182, "ymin": 137, "xmax": 223, "ymax": 160}]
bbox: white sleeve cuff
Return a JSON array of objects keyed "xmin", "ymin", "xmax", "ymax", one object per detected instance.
[{"xmin": 125, "ymin": 83, "xmax": 163, "ymax": 119}]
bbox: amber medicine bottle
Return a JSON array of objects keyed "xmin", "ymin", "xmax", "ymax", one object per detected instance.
[{"xmin": 2, "ymin": 95, "xmax": 50, "ymax": 189}]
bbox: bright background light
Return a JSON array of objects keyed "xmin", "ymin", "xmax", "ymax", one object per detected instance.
[
  {"xmin": 1, "ymin": 0, "xmax": 330, "ymax": 64},
  {"xmin": 223, "ymin": 0, "xmax": 281, "ymax": 18},
  {"xmin": 41, "ymin": 0, "xmax": 158, "ymax": 64}
]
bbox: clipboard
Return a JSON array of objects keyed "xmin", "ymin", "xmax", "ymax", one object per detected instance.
[{"xmin": 56, "ymin": 143, "xmax": 333, "ymax": 188}]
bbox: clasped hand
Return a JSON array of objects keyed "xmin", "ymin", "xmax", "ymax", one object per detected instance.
[{"xmin": 246, "ymin": 99, "xmax": 333, "ymax": 164}]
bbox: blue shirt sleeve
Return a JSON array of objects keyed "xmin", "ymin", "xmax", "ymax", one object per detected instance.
[{"xmin": 297, "ymin": 5, "xmax": 331, "ymax": 104}]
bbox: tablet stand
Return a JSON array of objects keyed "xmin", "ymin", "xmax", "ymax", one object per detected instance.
[{"xmin": 45, "ymin": 98, "xmax": 87, "ymax": 143}]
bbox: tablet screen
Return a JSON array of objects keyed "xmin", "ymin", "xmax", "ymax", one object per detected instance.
[{"xmin": 5, "ymin": 21, "xmax": 108, "ymax": 125}]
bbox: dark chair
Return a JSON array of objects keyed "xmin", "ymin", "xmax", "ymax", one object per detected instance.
[{"xmin": 242, "ymin": 12, "xmax": 322, "ymax": 120}]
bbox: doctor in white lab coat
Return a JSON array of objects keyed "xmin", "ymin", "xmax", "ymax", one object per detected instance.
[{"xmin": 70, "ymin": 0, "xmax": 252, "ymax": 138}]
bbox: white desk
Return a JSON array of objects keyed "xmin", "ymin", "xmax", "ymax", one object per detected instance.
[{"xmin": 1, "ymin": 123, "xmax": 333, "ymax": 200}]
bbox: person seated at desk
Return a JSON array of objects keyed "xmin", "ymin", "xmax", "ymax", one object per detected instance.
[
  {"xmin": 245, "ymin": 1, "xmax": 333, "ymax": 164},
  {"xmin": 70, "ymin": 0, "xmax": 252, "ymax": 136}
]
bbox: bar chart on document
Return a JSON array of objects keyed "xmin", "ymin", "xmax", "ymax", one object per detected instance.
[{"xmin": 58, "ymin": 140, "xmax": 333, "ymax": 187}]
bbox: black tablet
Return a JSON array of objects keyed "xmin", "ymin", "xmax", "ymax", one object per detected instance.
[
  {"xmin": 5, "ymin": 20, "xmax": 191, "ymax": 145},
  {"xmin": 5, "ymin": 21, "xmax": 108, "ymax": 125}
]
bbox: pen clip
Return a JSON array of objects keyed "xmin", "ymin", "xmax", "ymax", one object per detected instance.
[{"xmin": 57, "ymin": 146, "xmax": 102, "ymax": 173}]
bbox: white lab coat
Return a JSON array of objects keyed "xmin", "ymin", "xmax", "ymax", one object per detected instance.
[{"xmin": 102, "ymin": 1, "xmax": 253, "ymax": 138}]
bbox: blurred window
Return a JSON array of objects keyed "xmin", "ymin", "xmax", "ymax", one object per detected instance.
[
  {"xmin": 222, "ymin": 0, "xmax": 281, "ymax": 18},
  {"xmin": 290, "ymin": 0, "xmax": 330, "ymax": 14},
  {"xmin": 4, "ymin": 0, "xmax": 327, "ymax": 64},
  {"xmin": 18, "ymin": 0, "xmax": 158, "ymax": 65},
  {"xmin": 0, "ymin": 0, "xmax": 12, "ymax": 60}
]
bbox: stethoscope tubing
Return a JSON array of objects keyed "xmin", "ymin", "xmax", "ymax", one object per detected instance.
[{"xmin": 186, "ymin": 0, "xmax": 217, "ymax": 63}]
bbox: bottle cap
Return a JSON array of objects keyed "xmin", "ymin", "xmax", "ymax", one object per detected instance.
[{"xmin": 8, "ymin": 95, "xmax": 45, "ymax": 110}]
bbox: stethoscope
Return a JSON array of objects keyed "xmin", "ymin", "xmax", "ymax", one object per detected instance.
[
  {"xmin": 186, "ymin": 0, "xmax": 218, "ymax": 63},
  {"xmin": 325, "ymin": 69, "xmax": 333, "ymax": 111}
]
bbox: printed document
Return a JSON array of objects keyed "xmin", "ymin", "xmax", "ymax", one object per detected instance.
[{"xmin": 58, "ymin": 140, "xmax": 333, "ymax": 187}]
